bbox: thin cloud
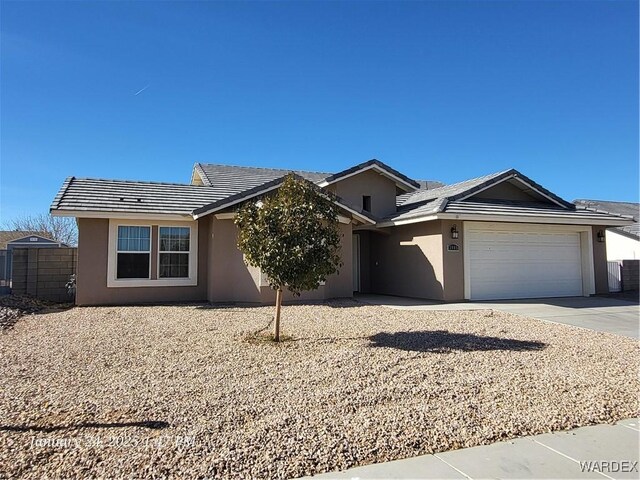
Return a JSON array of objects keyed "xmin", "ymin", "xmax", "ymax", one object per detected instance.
[{"xmin": 134, "ymin": 85, "xmax": 149, "ymax": 96}]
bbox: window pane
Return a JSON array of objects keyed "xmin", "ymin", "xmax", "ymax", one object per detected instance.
[
  {"xmin": 117, "ymin": 226, "xmax": 150, "ymax": 252},
  {"xmin": 159, "ymin": 227, "xmax": 190, "ymax": 252},
  {"xmin": 159, "ymin": 252, "xmax": 188, "ymax": 278},
  {"xmin": 117, "ymin": 253, "xmax": 150, "ymax": 279}
]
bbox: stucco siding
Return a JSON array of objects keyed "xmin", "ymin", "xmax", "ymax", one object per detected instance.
[
  {"xmin": 324, "ymin": 222, "xmax": 354, "ymax": 299},
  {"xmin": 76, "ymin": 218, "xmax": 208, "ymax": 306},
  {"xmin": 210, "ymin": 219, "xmax": 353, "ymax": 304},
  {"xmin": 370, "ymin": 221, "xmax": 444, "ymax": 300},
  {"xmin": 329, "ymin": 170, "xmax": 398, "ymax": 218},
  {"xmin": 606, "ymin": 230, "xmax": 640, "ymax": 261},
  {"xmin": 208, "ymin": 217, "xmax": 262, "ymax": 303},
  {"xmin": 440, "ymin": 220, "xmax": 465, "ymax": 301},
  {"xmin": 592, "ymin": 227, "xmax": 609, "ymax": 294}
]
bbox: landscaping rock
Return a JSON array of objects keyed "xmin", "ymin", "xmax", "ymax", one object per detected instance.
[{"xmin": 0, "ymin": 301, "xmax": 637, "ymax": 478}]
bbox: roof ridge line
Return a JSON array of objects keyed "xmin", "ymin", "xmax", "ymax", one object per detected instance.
[
  {"xmin": 68, "ymin": 177, "xmax": 218, "ymax": 187},
  {"xmin": 50, "ymin": 176, "xmax": 75, "ymax": 211},
  {"xmin": 574, "ymin": 199, "xmax": 640, "ymax": 205},
  {"xmin": 198, "ymin": 162, "xmax": 331, "ymax": 176},
  {"xmin": 574, "ymin": 205, "xmax": 635, "ymax": 220}
]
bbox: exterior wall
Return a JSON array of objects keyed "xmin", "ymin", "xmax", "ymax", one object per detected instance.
[
  {"xmin": 370, "ymin": 220, "xmax": 609, "ymax": 302},
  {"xmin": 12, "ymin": 247, "xmax": 77, "ymax": 302},
  {"xmin": 370, "ymin": 221, "xmax": 444, "ymax": 300},
  {"xmin": 329, "ymin": 170, "xmax": 398, "ymax": 218},
  {"xmin": 77, "ymin": 216, "xmax": 352, "ymax": 306},
  {"xmin": 591, "ymin": 227, "xmax": 609, "ymax": 295},
  {"xmin": 606, "ymin": 230, "xmax": 640, "ymax": 261},
  {"xmin": 621, "ymin": 260, "xmax": 639, "ymax": 291},
  {"xmin": 354, "ymin": 230, "xmax": 372, "ymax": 293},
  {"xmin": 76, "ymin": 218, "xmax": 208, "ymax": 306},
  {"xmin": 440, "ymin": 220, "xmax": 465, "ymax": 301},
  {"xmin": 208, "ymin": 217, "xmax": 262, "ymax": 303},
  {"xmin": 324, "ymin": 222, "xmax": 354, "ymax": 299},
  {"xmin": 209, "ymin": 218, "xmax": 353, "ymax": 304}
]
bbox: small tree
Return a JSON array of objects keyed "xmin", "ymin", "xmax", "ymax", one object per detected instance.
[
  {"xmin": 4, "ymin": 213, "xmax": 78, "ymax": 246},
  {"xmin": 235, "ymin": 174, "xmax": 343, "ymax": 341}
]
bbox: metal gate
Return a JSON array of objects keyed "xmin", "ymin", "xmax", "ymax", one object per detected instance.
[
  {"xmin": 607, "ymin": 261, "xmax": 622, "ymax": 293},
  {"xmin": 0, "ymin": 249, "xmax": 11, "ymax": 294}
]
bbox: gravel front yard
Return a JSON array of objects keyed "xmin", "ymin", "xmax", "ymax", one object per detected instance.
[{"xmin": 1, "ymin": 301, "xmax": 638, "ymax": 478}]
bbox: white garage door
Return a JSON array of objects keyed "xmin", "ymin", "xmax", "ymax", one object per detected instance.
[{"xmin": 466, "ymin": 224, "xmax": 584, "ymax": 300}]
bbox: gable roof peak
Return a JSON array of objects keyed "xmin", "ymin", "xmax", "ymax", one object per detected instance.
[
  {"xmin": 397, "ymin": 167, "xmax": 573, "ymax": 211},
  {"xmin": 318, "ymin": 158, "xmax": 420, "ymax": 191}
]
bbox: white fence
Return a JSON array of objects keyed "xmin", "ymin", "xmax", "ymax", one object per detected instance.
[{"xmin": 607, "ymin": 261, "xmax": 622, "ymax": 293}]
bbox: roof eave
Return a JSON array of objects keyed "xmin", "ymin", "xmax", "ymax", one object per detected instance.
[
  {"xmin": 51, "ymin": 210, "xmax": 193, "ymax": 221},
  {"xmin": 377, "ymin": 212, "xmax": 635, "ymax": 228}
]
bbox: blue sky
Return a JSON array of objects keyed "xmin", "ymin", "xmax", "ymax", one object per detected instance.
[{"xmin": 1, "ymin": 1, "xmax": 638, "ymax": 223}]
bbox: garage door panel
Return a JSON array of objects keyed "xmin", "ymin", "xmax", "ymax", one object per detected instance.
[{"xmin": 467, "ymin": 225, "xmax": 583, "ymax": 300}]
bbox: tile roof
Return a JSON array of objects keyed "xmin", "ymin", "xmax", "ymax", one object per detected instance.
[
  {"xmin": 383, "ymin": 169, "xmax": 631, "ymax": 225},
  {"xmin": 50, "ymin": 177, "xmax": 228, "ymax": 216},
  {"xmin": 54, "ymin": 163, "xmax": 627, "ymax": 228},
  {"xmin": 396, "ymin": 168, "xmax": 574, "ymax": 209},
  {"xmin": 444, "ymin": 200, "xmax": 631, "ymax": 222},
  {"xmin": 574, "ymin": 199, "xmax": 639, "ymax": 239},
  {"xmin": 194, "ymin": 163, "xmax": 329, "ymax": 194},
  {"xmin": 192, "ymin": 173, "xmax": 378, "ymax": 224},
  {"xmin": 386, "ymin": 199, "xmax": 633, "ymax": 225},
  {"xmin": 398, "ymin": 170, "xmax": 513, "ymax": 207}
]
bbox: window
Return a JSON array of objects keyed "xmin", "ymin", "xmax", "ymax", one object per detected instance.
[
  {"xmin": 116, "ymin": 226, "xmax": 151, "ymax": 279},
  {"xmin": 362, "ymin": 195, "xmax": 372, "ymax": 213},
  {"xmin": 108, "ymin": 220, "xmax": 198, "ymax": 288},
  {"xmin": 159, "ymin": 227, "xmax": 190, "ymax": 278}
]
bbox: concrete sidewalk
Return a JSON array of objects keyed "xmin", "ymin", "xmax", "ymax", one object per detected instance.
[
  {"xmin": 305, "ymin": 419, "xmax": 640, "ymax": 479},
  {"xmin": 355, "ymin": 294, "xmax": 640, "ymax": 339}
]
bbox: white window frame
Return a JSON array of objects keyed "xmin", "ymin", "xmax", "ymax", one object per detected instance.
[
  {"xmin": 107, "ymin": 219, "xmax": 198, "ymax": 288},
  {"xmin": 157, "ymin": 225, "xmax": 192, "ymax": 280},
  {"xmin": 115, "ymin": 225, "xmax": 152, "ymax": 281}
]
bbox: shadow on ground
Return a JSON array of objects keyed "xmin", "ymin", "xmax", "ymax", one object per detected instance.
[
  {"xmin": 0, "ymin": 420, "xmax": 169, "ymax": 433},
  {"xmin": 369, "ymin": 330, "xmax": 546, "ymax": 353}
]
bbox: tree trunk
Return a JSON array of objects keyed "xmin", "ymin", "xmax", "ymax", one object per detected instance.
[{"xmin": 274, "ymin": 288, "xmax": 282, "ymax": 342}]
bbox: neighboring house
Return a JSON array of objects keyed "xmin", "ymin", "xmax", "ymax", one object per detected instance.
[
  {"xmin": 0, "ymin": 231, "xmax": 68, "ymax": 250},
  {"xmin": 50, "ymin": 159, "xmax": 632, "ymax": 305},
  {"xmin": 574, "ymin": 200, "xmax": 639, "ymax": 261}
]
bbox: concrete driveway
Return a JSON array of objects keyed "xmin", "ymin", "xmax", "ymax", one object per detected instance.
[{"xmin": 356, "ymin": 294, "xmax": 640, "ymax": 339}]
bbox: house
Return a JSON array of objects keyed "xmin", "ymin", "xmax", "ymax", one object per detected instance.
[
  {"xmin": 50, "ymin": 160, "xmax": 632, "ymax": 306},
  {"xmin": 574, "ymin": 200, "xmax": 639, "ymax": 261},
  {"xmin": 0, "ymin": 231, "xmax": 67, "ymax": 250}
]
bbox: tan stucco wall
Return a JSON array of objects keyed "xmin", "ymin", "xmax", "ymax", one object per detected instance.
[
  {"xmin": 208, "ymin": 217, "xmax": 262, "ymax": 303},
  {"xmin": 78, "ymin": 217, "xmax": 352, "ymax": 306},
  {"xmin": 209, "ymin": 219, "xmax": 353, "ymax": 304},
  {"xmin": 370, "ymin": 221, "xmax": 444, "ymax": 300},
  {"xmin": 591, "ymin": 227, "xmax": 609, "ymax": 294},
  {"xmin": 324, "ymin": 222, "xmax": 354, "ymax": 299},
  {"xmin": 76, "ymin": 218, "xmax": 208, "ymax": 306},
  {"xmin": 440, "ymin": 220, "xmax": 465, "ymax": 301},
  {"xmin": 354, "ymin": 230, "xmax": 372, "ymax": 293},
  {"xmin": 329, "ymin": 170, "xmax": 398, "ymax": 218}
]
